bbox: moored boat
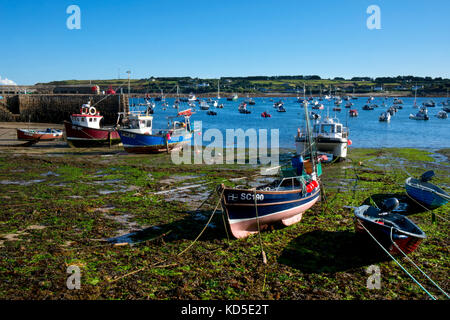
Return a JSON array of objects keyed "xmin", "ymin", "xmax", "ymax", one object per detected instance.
[
  {"xmin": 17, "ymin": 128, "xmax": 63, "ymax": 141},
  {"xmin": 118, "ymin": 108, "xmax": 194, "ymax": 154},
  {"xmin": 354, "ymin": 198, "xmax": 426, "ymax": 255},
  {"xmin": 405, "ymin": 171, "xmax": 449, "ymax": 209},
  {"xmin": 218, "ymin": 102, "xmax": 321, "ymax": 239},
  {"xmin": 296, "ymin": 114, "xmax": 350, "ymax": 160},
  {"xmin": 64, "ymin": 102, "xmax": 121, "ymax": 147},
  {"xmin": 379, "ymin": 111, "xmax": 391, "ymax": 122}
]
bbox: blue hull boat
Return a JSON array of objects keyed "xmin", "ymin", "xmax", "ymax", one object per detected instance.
[
  {"xmin": 119, "ymin": 130, "xmax": 193, "ymax": 154},
  {"xmin": 405, "ymin": 171, "xmax": 449, "ymax": 209}
]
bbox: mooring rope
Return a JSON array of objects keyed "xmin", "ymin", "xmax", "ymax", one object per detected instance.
[
  {"xmin": 389, "ymin": 227, "xmax": 450, "ymax": 299},
  {"xmin": 359, "ymin": 222, "xmax": 437, "ymax": 300}
]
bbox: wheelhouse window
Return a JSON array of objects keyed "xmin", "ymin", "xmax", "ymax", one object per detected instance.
[{"xmin": 321, "ymin": 124, "xmax": 334, "ymax": 133}]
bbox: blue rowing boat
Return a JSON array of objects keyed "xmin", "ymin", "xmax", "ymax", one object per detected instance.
[{"xmin": 405, "ymin": 171, "xmax": 449, "ymax": 209}]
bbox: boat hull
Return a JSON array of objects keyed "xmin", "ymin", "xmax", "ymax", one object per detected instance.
[
  {"xmin": 64, "ymin": 121, "xmax": 121, "ymax": 147},
  {"xmin": 296, "ymin": 137, "xmax": 348, "ymax": 159},
  {"xmin": 118, "ymin": 129, "xmax": 193, "ymax": 154},
  {"xmin": 354, "ymin": 219, "xmax": 423, "ymax": 255},
  {"xmin": 405, "ymin": 178, "xmax": 449, "ymax": 209},
  {"xmin": 17, "ymin": 129, "xmax": 63, "ymax": 141},
  {"xmin": 221, "ymin": 186, "xmax": 320, "ymax": 239}
]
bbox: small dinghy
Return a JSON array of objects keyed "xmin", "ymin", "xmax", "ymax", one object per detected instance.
[
  {"xmin": 354, "ymin": 198, "xmax": 426, "ymax": 255},
  {"xmin": 207, "ymin": 110, "xmax": 217, "ymax": 116},
  {"xmin": 261, "ymin": 111, "xmax": 271, "ymax": 118},
  {"xmin": 17, "ymin": 128, "xmax": 63, "ymax": 141},
  {"xmin": 405, "ymin": 171, "xmax": 449, "ymax": 209}
]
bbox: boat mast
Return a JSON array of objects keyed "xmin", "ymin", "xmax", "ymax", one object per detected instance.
[{"xmin": 303, "ymin": 101, "xmax": 316, "ymax": 175}]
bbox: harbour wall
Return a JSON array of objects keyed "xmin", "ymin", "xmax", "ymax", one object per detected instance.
[{"xmin": 0, "ymin": 94, "xmax": 129, "ymax": 124}]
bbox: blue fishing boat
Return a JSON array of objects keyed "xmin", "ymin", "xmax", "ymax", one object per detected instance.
[
  {"xmin": 218, "ymin": 101, "xmax": 321, "ymax": 239},
  {"xmin": 405, "ymin": 171, "xmax": 449, "ymax": 209},
  {"xmin": 118, "ymin": 108, "xmax": 194, "ymax": 154}
]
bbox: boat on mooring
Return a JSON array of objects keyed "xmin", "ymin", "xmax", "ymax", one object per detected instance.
[
  {"xmin": 409, "ymin": 107, "xmax": 429, "ymax": 120},
  {"xmin": 118, "ymin": 108, "xmax": 194, "ymax": 153},
  {"xmin": 405, "ymin": 170, "xmax": 449, "ymax": 209},
  {"xmin": 218, "ymin": 102, "xmax": 321, "ymax": 239},
  {"xmin": 64, "ymin": 101, "xmax": 121, "ymax": 147},
  {"xmin": 379, "ymin": 111, "xmax": 391, "ymax": 122},
  {"xmin": 17, "ymin": 128, "xmax": 63, "ymax": 141},
  {"xmin": 296, "ymin": 113, "xmax": 350, "ymax": 161},
  {"xmin": 354, "ymin": 198, "xmax": 426, "ymax": 255}
]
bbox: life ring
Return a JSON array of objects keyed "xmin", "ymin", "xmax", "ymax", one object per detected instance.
[{"xmin": 89, "ymin": 107, "xmax": 97, "ymax": 115}]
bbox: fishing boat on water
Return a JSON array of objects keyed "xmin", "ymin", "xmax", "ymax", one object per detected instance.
[
  {"xmin": 188, "ymin": 93, "xmax": 197, "ymax": 102},
  {"xmin": 349, "ymin": 109, "xmax": 358, "ymax": 117},
  {"xmin": 118, "ymin": 108, "xmax": 194, "ymax": 154},
  {"xmin": 379, "ymin": 111, "xmax": 391, "ymax": 122},
  {"xmin": 436, "ymin": 110, "xmax": 448, "ymax": 119},
  {"xmin": 64, "ymin": 101, "xmax": 121, "ymax": 147},
  {"xmin": 354, "ymin": 198, "xmax": 426, "ymax": 255},
  {"xmin": 409, "ymin": 107, "xmax": 429, "ymax": 120},
  {"xmin": 199, "ymin": 101, "xmax": 210, "ymax": 110},
  {"xmin": 276, "ymin": 105, "xmax": 286, "ymax": 112},
  {"xmin": 405, "ymin": 171, "xmax": 449, "ymax": 209},
  {"xmin": 296, "ymin": 113, "xmax": 350, "ymax": 160},
  {"xmin": 238, "ymin": 102, "xmax": 251, "ymax": 114},
  {"xmin": 218, "ymin": 102, "xmax": 321, "ymax": 239},
  {"xmin": 17, "ymin": 128, "xmax": 63, "ymax": 141}
]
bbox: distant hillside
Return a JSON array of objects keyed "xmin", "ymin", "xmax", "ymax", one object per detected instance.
[{"xmin": 36, "ymin": 75, "xmax": 450, "ymax": 95}]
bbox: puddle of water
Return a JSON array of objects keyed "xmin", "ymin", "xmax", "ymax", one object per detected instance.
[
  {"xmin": 0, "ymin": 179, "xmax": 45, "ymax": 186},
  {"xmin": 41, "ymin": 171, "xmax": 60, "ymax": 177},
  {"xmin": 49, "ymin": 183, "xmax": 67, "ymax": 187},
  {"xmin": 160, "ymin": 175, "xmax": 200, "ymax": 184},
  {"xmin": 91, "ymin": 179, "xmax": 123, "ymax": 184},
  {"xmin": 107, "ymin": 225, "xmax": 163, "ymax": 245},
  {"xmin": 94, "ymin": 206, "xmax": 116, "ymax": 213}
]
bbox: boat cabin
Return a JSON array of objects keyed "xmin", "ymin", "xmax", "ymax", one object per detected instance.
[
  {"xmin": 121, "ymin": 113, "xmax": 153, "ymax": 135},
  {"xmin": 312, "ymin": 117, "xmax": 348, "ymax": 139},
  {"xmin": 70, "ymin": 103, "xmax": 103, "ymax": 129}
]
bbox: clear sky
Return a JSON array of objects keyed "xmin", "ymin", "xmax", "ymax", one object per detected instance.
[{"xmin": 1, "ymin": 0, "xmax": 449, "ymax": 84}]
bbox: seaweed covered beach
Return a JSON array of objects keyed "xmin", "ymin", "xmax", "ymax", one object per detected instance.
[{"xmin": 0, "ymin": 142, "xmax": 448, "ymax": 300}]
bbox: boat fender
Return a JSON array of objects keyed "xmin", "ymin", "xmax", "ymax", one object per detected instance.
[
  {"xmin": 347, "ymin": 139, "xmax": 352, "ymax": 146},
  {"xmin": 305, "ymin": 180, "xmax": 319, "ymax": 193},
  {"xmin": 166, "ymin": 133, "xmax": 171, "ymax": 141},
  {"xmin": 89, "ymin": 107, "xmax": 97, "ymax": 115}
]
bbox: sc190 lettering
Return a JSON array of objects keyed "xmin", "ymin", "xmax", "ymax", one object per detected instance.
[{"xmin": 240, "ymin": 193, "xmax": 264, "ymax": 201}]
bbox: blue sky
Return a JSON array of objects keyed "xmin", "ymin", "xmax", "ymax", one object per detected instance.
[{"xmin": 1, "ymin": 0, "xmax": 449, "ymax": 84}]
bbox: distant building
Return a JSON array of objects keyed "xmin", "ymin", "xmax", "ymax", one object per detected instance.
[{"xmin": 53, "ymin": 85, "xmax": 100, "ymax": 94}]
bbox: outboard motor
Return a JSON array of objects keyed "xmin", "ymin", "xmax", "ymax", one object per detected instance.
[
  {"xmin": 381, "ymin": 198, "xmax": 400, "ymax": 213},
  {"xmin": 420, "ymin": 170, "xmax": 435, "ymax": 182}
]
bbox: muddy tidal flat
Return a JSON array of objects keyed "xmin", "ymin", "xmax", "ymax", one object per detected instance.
[{"xmin": 0, "ymin": 137, "xmax": 448, "ymax": 299}]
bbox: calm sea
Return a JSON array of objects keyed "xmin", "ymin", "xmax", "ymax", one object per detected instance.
[{"xmin": 129, "ymin": 96, "xmax": 449, "ymax": 150}]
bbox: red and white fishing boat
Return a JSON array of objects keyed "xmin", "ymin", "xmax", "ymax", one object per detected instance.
[
  {"xmin": 17, "ymin": 128, "xmax": 63, "ymax": 141},
  {"xmin": 64, "ymin": 102, "xmax": 121, "ymax": 147}
]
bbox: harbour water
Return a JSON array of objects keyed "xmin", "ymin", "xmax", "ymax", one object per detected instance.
[{"xmin": 130, "ymin": 96, "xmax": 449, "ymax": 150}]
